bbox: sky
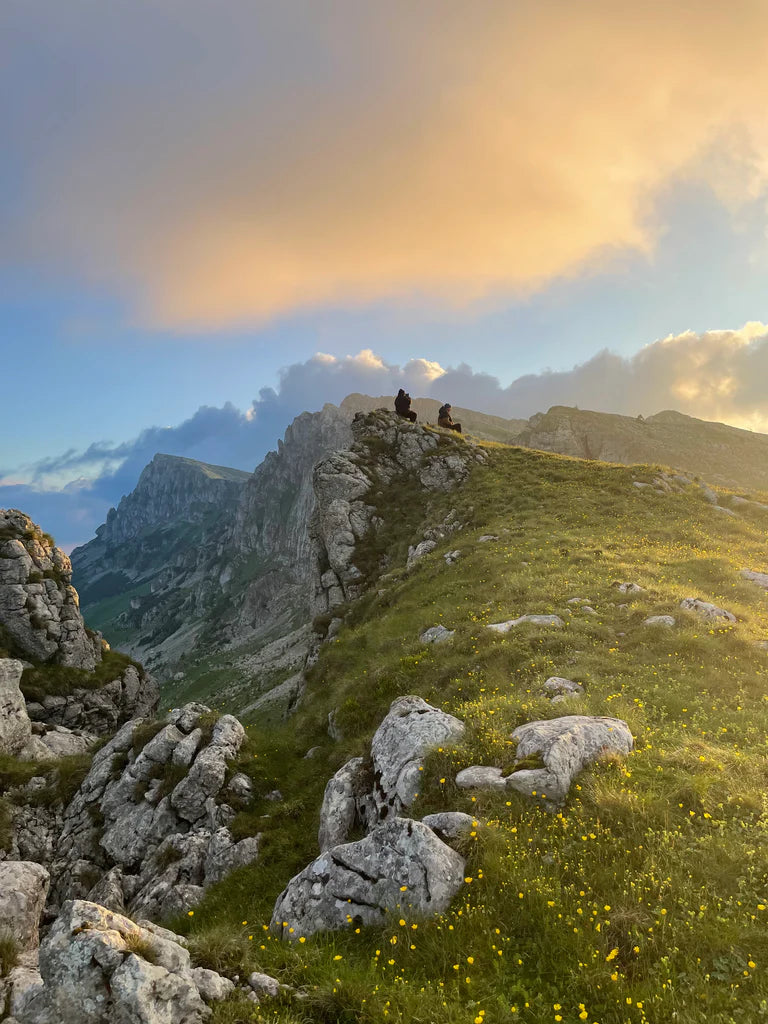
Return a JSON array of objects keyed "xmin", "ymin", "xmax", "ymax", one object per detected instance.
[{"xmin": 2, "ymin": 1, "xmax": 768, "ymax": 549}]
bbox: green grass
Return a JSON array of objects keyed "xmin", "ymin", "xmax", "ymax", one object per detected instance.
[
  {"xmin": 0, "ymin": 931, "xmax": 19, "ymax": 976},
  {"xmin": 146, "ymin": 440, "xmax": 768, "ymax": 1024}
]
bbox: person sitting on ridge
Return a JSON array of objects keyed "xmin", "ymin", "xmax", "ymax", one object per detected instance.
[
  {"xmin": 438, "ymin": 403, "xmax": 462, "ymax": 433},
  {"xmin": 395, "ymin": 388, "xmax": 417, "ymax": 422}
]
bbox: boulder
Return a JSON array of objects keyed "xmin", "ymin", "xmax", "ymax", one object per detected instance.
[
  {"xmin": 421, "ymin": 811, "xmax": 476, "ymax": 846},
  {"xmin": 455, "ymin": 765, "xmax": 507, "ymax": 791},
  {"xmin": 407, "ymin": 540, "xmax": 437, "ymax": 567},
  {"xmin": 18, "ymin": 900, "xmax": 224, "ymax": 1024},
  {"xmin": 317, "ymin": 757, "xmax": 373, "ymax": 852},
  {"xmin": 370, "ymin": 696, "xmax": 465, "ymax": 819},
  {"xmin": 487, "ymin": 614, "xmax": 564, "ymax": 633},
  {"xmin": 0, "ymin": 862, "xmax": 49, "ymax": 953},
  {"xmin": 679, "ymin": 598, "xmax": 736, "ymax": 623},
  {"xmin": 541, "ymin": 676, "xmax": 584, "ymax": 702},
  {"xmin": 643, "ymin": 615, "xmax": 675, "ymax": 627},
  {"xmin": 419, "ymin": 625, "xmax": 455, "ymax": 644},
  {"xmin": 742, "ymin": 570, "xmax": 768, "ymax": 590},
  {"xmin": 506, "ymin": 715, "xmax": 634, "ymax": 806},
  {"xmin": 271, "ymin": 819, "xmax": 465, "ymax": 939},
  {"xmin": 614, "ymin": 582, "xmax": 645, "ymax": 594}
]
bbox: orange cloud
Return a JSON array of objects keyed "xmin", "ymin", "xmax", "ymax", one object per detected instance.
[{"xmin": 14, "ymin": 0, "xmax": 768, "ymax": 326}]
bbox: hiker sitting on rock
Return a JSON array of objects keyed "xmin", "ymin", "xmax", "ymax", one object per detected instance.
[
  {"xmin": 438, "ymin": 403, "xmax": 461, "ymax": 433},
  {"xmin": 395, "ymin": 388, "xmax": 417, "ymax": 422}
]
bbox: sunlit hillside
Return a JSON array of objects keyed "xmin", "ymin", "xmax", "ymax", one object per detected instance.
[{"xmin": 169, "ymin": 439, "xmax": 768, "ymax": 1024}]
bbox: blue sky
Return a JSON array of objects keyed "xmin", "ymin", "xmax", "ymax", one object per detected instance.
[{"xmin": 2, "ymin": 2, "xmax": 768, "ymax": 548}]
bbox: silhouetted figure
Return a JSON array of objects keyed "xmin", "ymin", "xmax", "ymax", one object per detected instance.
[
  {"xmin": 395, "ymin": 389, "xmax": 417, "ymax": 422},
  {"xmin": 438, "ymin": 403, "xmax": 462, "ymax": 433}
]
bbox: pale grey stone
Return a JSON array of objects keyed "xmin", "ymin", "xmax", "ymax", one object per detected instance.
[
  {"xmin": 370, "ymin": 696, "xmax": 465, "ymax": 818},
  {"xmin": 0, "ymin": 861, "xmax": 49, "ymax": 953},
  {"xmin": 248, "ymin": 973, "xmax": 281, "ymax": 998},
  {"xmin": 455, "ymin": 765, "xmax": 507, "ymax": 791},
  {"xmin": 407, "ymin": 540, "xmax": 437, "ymax": 567},
  {"xmin": 419, "ymin": 625, "xmax": 455, "ymax": 644},
  {"xmin": 487, "ymin": 614, "xmax": 564, "ymax": 633},
  {"xmin": 0, "ymin": 658, "xmax": 32, "ymax": 756},
  {"xmin": 317, "ymin": 758, "xmax": 372, "ymax": 852},
  {"xmin": 741, "ymin": 570, "xmax": 768, "ymax": 590},
  {"xmin": 421, "ymin": 811, "xmax": 477, "ymax": 844},
  {"xmin": 679, "ymin": 598, "xmax": 736, "ymax": 623},
  {"xmin": 541, "ymin": 677, "xmax": 584, "ymax": 701},
  {"xmin": 643, "ymin": 614, "xmax": 676, "ymax": 627},
  {"xmin": 271, "ymin": 819, "xmax": 465, "ymax": 939},
  {"xmin": 506, "ymin": 715, "xmax": 634, "ymax": 807}
]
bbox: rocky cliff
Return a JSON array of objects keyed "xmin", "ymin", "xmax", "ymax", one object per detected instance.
[{"xmin": 71, "ymin": 404, "xmax": 353, "ymax": 705}]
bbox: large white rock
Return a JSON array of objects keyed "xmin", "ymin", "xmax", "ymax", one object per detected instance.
[
  {"xmin": 0, "ymin": 861, "xmax": 49, "ymax": 953},
  {"xmin": 370, "ymin": 696, "xmax": 465, "ymax": 818},
  {"xmin": 271, "ymin": 819, "xmax": 465, "ymax": 939},
  {"xmin": 18, "ymin": 900, "xmax": 224, "ymax": 1024},
  {"xmin": 506, "ymin": 715, "xmax": 634, "ymax": 806}
]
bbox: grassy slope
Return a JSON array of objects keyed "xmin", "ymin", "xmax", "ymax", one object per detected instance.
[{"xmin": 172, "ymin": 442, "xmax": 768, "ymax": 1024}]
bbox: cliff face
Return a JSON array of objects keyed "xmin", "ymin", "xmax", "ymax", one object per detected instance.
[
  {"xmin": 71, "ymin": 405, "xmax": 352, "ymax": 682},
  {"xmin": 0, "ymin": 509, "xmax": 102, "ymax": 670}
]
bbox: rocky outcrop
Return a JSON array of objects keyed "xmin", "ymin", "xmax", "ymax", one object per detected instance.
[
  {"xmin": 506, "ymin": 715, "xmax": 634, "ymax": 806},
  {"xmin": 26, "ymin": 663, "xmax": 158, "ymax": 736},
  {"xmin": 310, "ymin": 410, "xmax": 487, "ymax": 615},
  {"xmin": 0, "ymin": 659, "xmax": 99, "ymax": 762},
  {"xmin": 17, "ymin": 900, "xmax": 232, "ymax": 1024},
  {"xmin": 317, "ymin": 696, "xmax": 465, "ymax": 851},
  {"xmin": 48, "ymin": 704, "xmax": 259, "ymax": 920},
  {"xmin": 1, "ymin": 510, "xmax": 101, "ymax": 670},
  {"xmin": 487, "ymin": 614, "xmax": 564, "ymax": 633},
  {"xmin": 271, "ymin": 819, "xmax": 465, "ymax": 940}
]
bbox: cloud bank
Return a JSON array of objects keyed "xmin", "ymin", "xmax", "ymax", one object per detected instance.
[
  {"xmin": 3, "ymin": 324, "xmax": 768, "ymax": 549},
  {"xmin": 4, "ymin": 1, "xmax": 768, "ymax": 327}
]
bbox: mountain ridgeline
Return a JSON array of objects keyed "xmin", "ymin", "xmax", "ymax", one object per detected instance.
[{"xmin": 71, "ymin": 397, "xmax": 768, "ymax": 711}]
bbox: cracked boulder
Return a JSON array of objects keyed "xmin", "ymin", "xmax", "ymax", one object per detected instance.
[
  {"xmin": 271, "ymin": 818, "xmax": 464, "ymax": 940},
  {"xmin": 506, "ymin": 715, "xmax": 633, "ymax": 806},
  {"xmin": 17, "ymin": 900, "xmax": 231, "ymax": 1023},
  {"xmin": 318, "ymin": 757, "xmax": 374, "ymax": 853},
  {"xmin": 370, "ymin": 696, "xmax": 465, "ymax": 820}
]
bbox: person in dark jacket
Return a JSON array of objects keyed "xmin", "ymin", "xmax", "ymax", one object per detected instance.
[
  {"xmin": 395, "ymin": 388, "xmax": 417, "ymax": 422},
  {"xmin": 438, "ymin": 403, "xmax": 461, "ymax": 432}
]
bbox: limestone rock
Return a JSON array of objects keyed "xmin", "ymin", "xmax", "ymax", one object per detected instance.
[
  {"xmin": 48, "ymin": 704, "xmax": 256, "ymax": 921},
  {"xmin": 248, "ymin": 972, "xmax": 281, "ymax": 998},
  {"xmin": 541, "ymin": 677, "xmax": 584, "ymax": 702},
  {"xmin": 271, "ymin": 819, "xmax": 465, "ymax": 939},
  {"xmin": 0, "ymin": 509, "xmax": 101, "ymax": 670},
  {"xmin": 614, "ymin": 582, "xmax": 645, "ymax": 594},
  {"xmin": 190, "ymin": 968, "xmax": 235, "ymax": 1002},
  {"xmin": 419, "ymin": 625, "xmax": 455, "ymax": 644},
  {"xmin": 317, "ymin": 757, "xmax": 373, "ymax": 852},
  {"xmin": 741, "ymin": 570, "xmax": 768, "ymax": 590},
  {"xmin": 421, "ymin": 811, "xmax": 476, "ymax": 846},
  {"xmin": 19, "ymin": 900, "xmax": 216, "ymax": 1024},
  {"xmin": 643, "ymin": 615, "xmax": 675, "ymax": 627},
  {"xmin": 506, "ymin": 715, "xmax": 634, "ymax": 806},
  {"xmin": 0, "ymin": 861, "xmax": 49, "ymax": 953},
  {"xmin": 407, "ymin": 540, "xmax": 437, "ymax": 567},
  {"xmin": 370, "ymin": 696, "xmax": 465, "ymax": 819},
  {"xmin": 455, "ymin": 765, "xmax": 507, "ymax": 791},
  {"xmin": 679, "ymin": 598, "xmax": 736, "ymax": 623},
  {"xmin": 0, "ymin": 659, "xmax": 33, "ymax": 756},
  {"xmin": 487, "ymin": 614, "xmax": 564, "ymax": 633}
]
